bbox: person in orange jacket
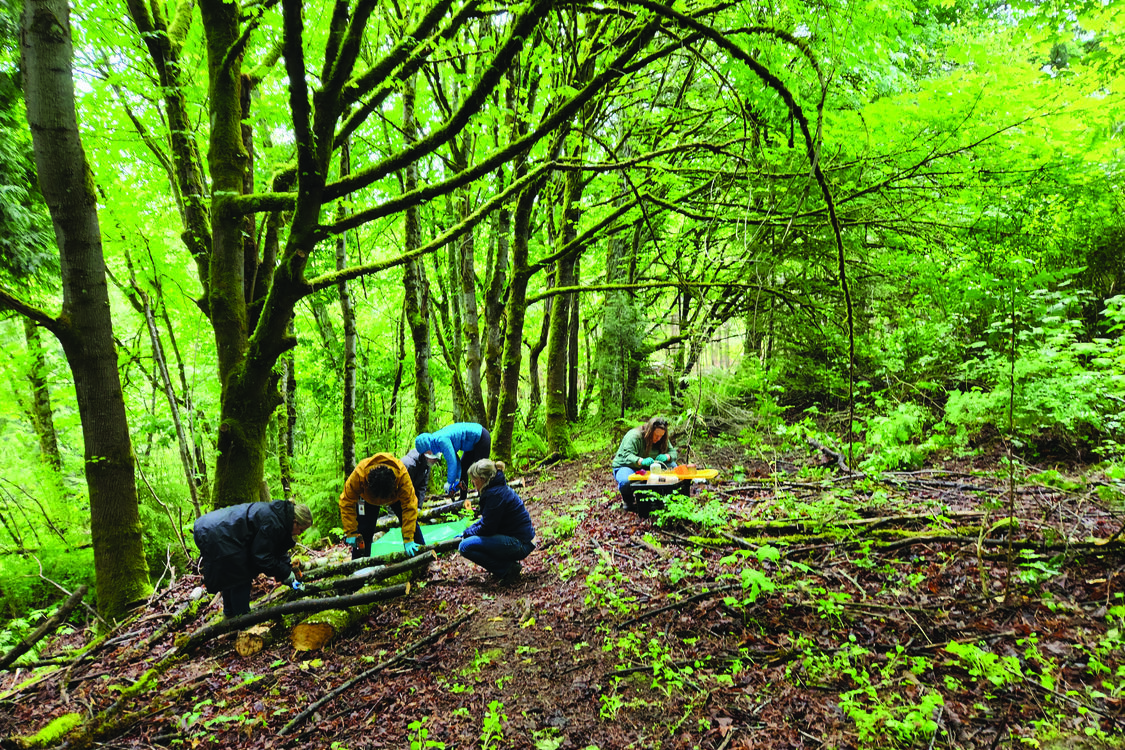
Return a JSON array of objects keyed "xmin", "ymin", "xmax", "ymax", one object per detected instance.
[{"xmin": 339, "ymin": 453, "xmax": 424, "ymax": 559}]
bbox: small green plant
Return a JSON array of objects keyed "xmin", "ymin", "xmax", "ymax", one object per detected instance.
[
  {"xmin": 480, "ymin": 700, "xmax": 506, "ymax": 749},
  {"xmin": 584, "ymin": 549, "xmax": 639, "ymax": 616},
  {"xmin": 599, "ymin": 690, "xmax": 623, "ymax": 720},
  {"xmin": 946, "ymin": 641, "xmax": 1023, "ymax": 687},
  {"xmin": 408, "ymin": 716, "xmax": 446, "ymax": 750}
]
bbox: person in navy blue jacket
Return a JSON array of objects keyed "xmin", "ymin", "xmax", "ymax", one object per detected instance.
[
  {"xmin": 458, "ymin": 459, "xmax": 534, "ymax": 583},
  {"xmin": 414, "ymin": 422, "xmax": 491, "ymax": 506}
]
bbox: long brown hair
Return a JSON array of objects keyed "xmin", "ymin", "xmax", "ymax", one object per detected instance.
[{"xmin": 640, "ymin": 416, "xmax": 670, "ymax": 453}]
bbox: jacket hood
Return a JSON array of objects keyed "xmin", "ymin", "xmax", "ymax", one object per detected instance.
[{"xmin": 415, "ymin": 433, "xmax": 433, "ymax": 455}]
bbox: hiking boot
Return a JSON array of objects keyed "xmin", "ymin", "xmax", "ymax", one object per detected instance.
[{"xmin": 497, "ymin": 561, "xmax": 522, "ymax": 584}]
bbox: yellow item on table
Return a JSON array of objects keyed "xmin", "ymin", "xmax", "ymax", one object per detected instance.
[{"xmin": 628, "ymin": 466, "xmax": 719, "ymax": 483}]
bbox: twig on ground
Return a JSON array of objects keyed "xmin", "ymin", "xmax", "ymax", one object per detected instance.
[{"xmin": 278, "ymin": 610, "xmax": 475, "ymax": 736}]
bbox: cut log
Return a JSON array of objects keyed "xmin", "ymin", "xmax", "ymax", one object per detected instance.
[
  {"xmin": 292, "ymin": 606, "xmax": 370, "ymax": 652},
  {"xmin": 235, "ymin": 623, "xmax": 275, "ymax": 657}
]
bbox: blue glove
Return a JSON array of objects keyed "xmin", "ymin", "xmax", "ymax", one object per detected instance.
[
  {"xmin": 640, "ymin": 457, "xmax": 654, "ymax": 468},
  {"xmin": 403, "ymin": 541, "xmax": 420, "ymax": 557},
  {"xmin": 444, "ymin": 480, "xmax": 461, "ymax": 494},
  {"xmin": 291, "ymin": 579, "xmax": 304, "ymax": 591},
  {"xmin": 656, "ymin": 454, "xmax": 670, "ymax": 463}
]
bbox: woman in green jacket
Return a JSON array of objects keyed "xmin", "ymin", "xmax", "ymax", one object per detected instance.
[{"xmin": 611, "ymin": 416, "xmax": 677, "ymax": 489}]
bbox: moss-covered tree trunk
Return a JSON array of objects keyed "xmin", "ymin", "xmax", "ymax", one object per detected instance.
[
  {"xmin": 21, "ymin": 0, "xmax": 151, "ymax": 621},
  {"xmin": 337, "ymin": 142, "xmax": 357, "ymax": 476},
  {"xmin": 566, "ymin": 255, "xmax": 580, "ymax": 422},
  {"xmin": 23, "ymin": 318, "xmax": 61, "ymax": 471},
  {"xmin": 403, "ymin": 77, "xmax": 433, "ymax": 436},
  {"xmin": 483, "ymin": 201, "xmax": 509, "ymax": 425},
  {"xmin": 492, "ymin": 186, "xmax": 540, "ymax": 464},
  {"xmin": 544, "ymin": 168, "xmax": 584, "ymax": 458}
]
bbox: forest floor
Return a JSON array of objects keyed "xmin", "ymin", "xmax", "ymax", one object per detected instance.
[{"xmin": 2, "ymin": 443, "xmax": 1125, "ymax": 750}]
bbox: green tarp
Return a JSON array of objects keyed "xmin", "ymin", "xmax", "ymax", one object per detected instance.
[{"xmin": 367, "ymin": 519, "xmax": 471, "ymax": 558}]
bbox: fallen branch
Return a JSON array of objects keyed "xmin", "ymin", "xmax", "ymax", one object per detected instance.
[
  {"xmin": 737, "ymin": 510, "xmax": 985, "ymax": 537},
  {"xmin": 278, "ymin": 609, "xmax": 475, "ymax": 736},
  {"xmin": 303, "ymin": 545, "xmax": 448, "ymax": 583},
  {"xmin": 618, "ymin": 584, "xmax": 737, "ymax": 629},
  {"xmin": 174, "ymin": 584, "xmax": 410, "ymax": 655},
  {"xmin": 0, "ymin": 585, "xmax": 86, "ymax": 671},
  {"xmin": 807, "ymin": 437, "xmax": 850, "ymax": 472}
]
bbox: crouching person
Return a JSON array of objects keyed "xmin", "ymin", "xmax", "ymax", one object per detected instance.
[
  {"xmin": 193, "ymin": 500, "xmax": 313, "ymax": 618},
  {"xmin": 458, "ymin": 459, "xmax": 535, "ymax": 583}
]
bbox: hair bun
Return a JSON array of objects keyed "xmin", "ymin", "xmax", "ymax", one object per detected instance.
[{"xmin": 495, "ymin": 460, "xmax": 506, "ymax": 472}]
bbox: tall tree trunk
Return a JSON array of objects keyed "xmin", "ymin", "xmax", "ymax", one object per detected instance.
[
  {"xmin": 543, "ymin": 257, "xmax": 574, "ymax": 456},
  {"xmin": 566, "ymin": 255, "xmax": 580, "ymax": 422},
  {"xmin": 493, "ymin": 185, "xmax": 540, "ymax": 464},
  {"xmin": 23, "ymin": 319, "xmax": 61, "ymax": 471},
  {"xmin": 21, "ymin": 0, "xmax": 151, "ymax": 621},
  {"xmin": 527, "ymin": 280, "xmax": 552, "ymax": 423},
  {"xmin": 544, "ymin": 168, "xmax": 583, "ymax": 457},
  {"xmin": 457, "ymin": 184, "xmax": 488, "ymax": 424},
  {"xmin": 483, "ymin": 198, "xmax": 509, "ymax": 425},
  {"xmin": 337, "ymin": 141, "xmax": 356, "ymax": 477},
  {"xmin": 277, "ymin": 346, "xmax": 295, "ymax": 499},
  {"xmin": 402, "ymin": 77, "xmax": 432, "ymax": 436},
  {"xmin": 388, "ymin": 311, "xmax": 405, "ymax": 438},
  {"xmin": 138, "ymin": 282, "xmax": 203, "ymax": 517},
  {"xmin": 157, "ymin": 294, "xmax": 209, "ymax": 505}
]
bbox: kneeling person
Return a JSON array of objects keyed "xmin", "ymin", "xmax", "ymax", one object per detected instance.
[{"xmin": 458, "ymin": 459, "xmax": 535, "ymax": 582}]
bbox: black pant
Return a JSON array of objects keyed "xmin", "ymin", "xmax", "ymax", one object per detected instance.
[
  {"xmin": 459, "ymin": 427, "xmax": 491, "ymax": 503},
  {"xmin": 221, "ymin": 582, "xmax": 252, "ymax": 618},
  {"xmin": 352, "ymin": 501, "xmax": 425, "ymax": 559}
]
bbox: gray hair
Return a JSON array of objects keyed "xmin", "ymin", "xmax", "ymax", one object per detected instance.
[
  {"xmin": 293, "ymin": 503, "xmax": 313, "ymax": 530},
  {"xmin": 467, "ymin": 458, "xmax": 505, "ymax": 484}
]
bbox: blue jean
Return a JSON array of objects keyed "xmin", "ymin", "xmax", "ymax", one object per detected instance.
[
  {"xmin": 459, "ymin": 534, "xmax": 534, "ymax": 577},
  {"xmin": 613, "ymin": 467, "xmax": 635, "ymax": 489}
]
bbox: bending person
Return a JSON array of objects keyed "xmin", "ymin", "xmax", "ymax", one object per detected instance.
[
  {"xmin": 193, "ymin": 500, "xmax": 313, "ymax": 619},
  {"xmin": 458, "ymin": 459, "xmax": 535, "ymax": 583},
  {"xmin": 414, "ymin": 422, "xmax": 491, "ymax": 505},
  {"xmin": 340, "ymin": 453, "xmax": 424, "ymax": 559},
  {"xmin": 401, "ymin": 447, "xmax": 442, "ymax": 506},
  {"xmin": 611, "ymin": 416, "xmax": 678, "ymax": 489}
]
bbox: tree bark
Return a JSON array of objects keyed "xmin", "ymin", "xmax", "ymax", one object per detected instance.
[
  {"xmin": 22, "ymin": 318, "xmax": 61, "ymax": 471},
  {"xmin": 402, "ymin": 76, "xmax": 433, "ymax": 436},
  {"xmin": 337, "ymin": 141, "xmax": 357, "ymax": 477},
  {"xmin": 492, "ymin": 184, "xmax": 541, "ymax": 464},
  {"xmin": 20, "ymin": 0, "xmax": 151, "ymax": 621}
]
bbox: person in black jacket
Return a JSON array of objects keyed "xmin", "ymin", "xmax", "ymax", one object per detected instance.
[
  {"xmin": 401, "ymin": 447, "xmax": 441, "ymax": 506},
  {"xmin": 193, "ymin": 501, "xmax": 313, "ymax": 618},
  {"xmin": 458, "ymin": 459, "xmax": 535, "ymax": 583}
]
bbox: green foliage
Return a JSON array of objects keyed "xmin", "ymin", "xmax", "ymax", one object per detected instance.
[
  {"xmin": 859, "ymin": 400, "xmax": 933, "ymax": 471},
  {"xmin": 584, "ymin": 549, "xmax": 639, "ymax": 616},
  {"xmin": 408, "ymin": 717, "xmax": 445, "ymax": 750},
  {"xmin": 944, "ymin": 286, "xmax": 1125, "ymax": 453},
  {"xmin": 652, "ymin": 489, "xmax": 729, "ymax": 529},
  {"xmin": 945, "ymin": 641, "xmax": 1024, "ymax": 687},
  {"xmin": 480, "ymin": 700, "xmax": 506, "ymax": 749},
  {"xmin": 0, "ymin": 546, "xmax": 96, "ymax": 622}
]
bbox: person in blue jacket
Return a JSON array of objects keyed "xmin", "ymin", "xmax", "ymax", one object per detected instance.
[
  {"xmin": 414, "ymin": 422, "xmax": 491, "ymax": 506},
  {"xmin": 192, "ymin": 501, "xmax": 313, "ymax": 618},
  {"xmin": 458, "ymin": 459, "xmax": 534, "ymax": 583}
]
